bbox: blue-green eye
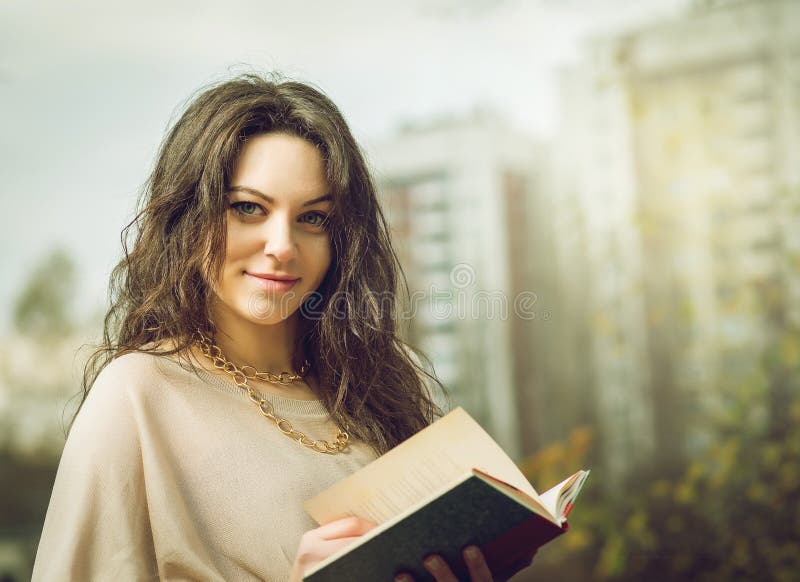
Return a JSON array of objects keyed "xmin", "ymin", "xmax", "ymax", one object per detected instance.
[
  {"xmin": 231, "ymin": 201, "xmax": 265, "ymax": 216},
  {"xmin": 300, "ymin": 211, "xmax": 328, "ymax": 228}
]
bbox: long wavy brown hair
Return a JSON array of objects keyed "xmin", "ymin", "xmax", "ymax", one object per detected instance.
[{"xmin": 78, "ymin": 72, "xmax": 447, "ymax": 454}]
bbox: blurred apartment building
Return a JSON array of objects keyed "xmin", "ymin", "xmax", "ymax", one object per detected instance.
[
  {"xmin": 552, "ymin": 0, "xmax": 800, "ymax": 486},
  {"xmin": 369, "ymin": 111, "xmax": 551, "ymax": 460}
]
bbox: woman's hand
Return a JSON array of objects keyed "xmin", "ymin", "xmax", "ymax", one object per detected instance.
[
  {"xmin": 289, "ymin": 516, "xmax": 377, "ymax": 582},
  {"xmin": 394, "ymin": 545, "xmax": 537, "ymax": 582}
]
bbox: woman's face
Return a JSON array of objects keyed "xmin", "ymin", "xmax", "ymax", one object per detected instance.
[{"xmin": 211, "ymin": 132, "xmax": 333, "ymax": 327}]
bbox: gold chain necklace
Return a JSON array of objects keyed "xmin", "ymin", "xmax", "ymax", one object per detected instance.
[{"xmin": 194, "ymin": 330, "xmax": 350, "ymax": 454}]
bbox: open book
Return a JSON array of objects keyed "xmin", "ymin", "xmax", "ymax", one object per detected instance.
[{"xmin": 303, "ymin": 407, "xmax": 589, "ymax": 581}]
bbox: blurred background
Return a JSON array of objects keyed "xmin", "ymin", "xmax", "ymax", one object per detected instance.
[{"xmin": 2, "ymin": 0, "xmax": 799, "ymax": 580}]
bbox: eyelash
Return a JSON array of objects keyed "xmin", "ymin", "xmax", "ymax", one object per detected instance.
[
  {"xmin": 300, "ymin": 211, "xmax": 328, "ymax": 228},
  {"xmin": 230, "ymin": 201, "xmax": 264, "ymax": 217},
  {"xmin": 229, "ymin": 202, "xmax": 329, "ymax": 229}
]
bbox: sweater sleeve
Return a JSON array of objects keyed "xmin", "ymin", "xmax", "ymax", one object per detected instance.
[{"xmin": 32, "ymin": 359, "xmax": 159, "ymax": 581}]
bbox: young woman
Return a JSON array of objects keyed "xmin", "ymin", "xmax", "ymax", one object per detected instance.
[{"xmin": 32, "ymin": 74, "xmax": 534, "ymax": 581}]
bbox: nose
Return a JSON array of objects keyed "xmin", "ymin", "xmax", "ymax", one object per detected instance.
[{"xmin": 262, "ymin": 214, "xmax": 298, "ymax": 263}]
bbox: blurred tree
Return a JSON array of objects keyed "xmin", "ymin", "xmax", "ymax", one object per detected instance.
[
  {"xmin": 758, "ymin": 277, "xmax": 799, "ymax": 440},
  {"xmin": 516, "ymin": 317, "xmax": 800, "ymax": 581},
  {"xmin": 12, "ymin": 249, "xmax": 77, "ymax": 340}
]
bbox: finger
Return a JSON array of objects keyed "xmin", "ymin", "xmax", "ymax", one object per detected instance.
[
  {"xmin": 463, "ymin": 546, "xmax": 493, "ymax": 582},
  {"xmin": 423, "ymin": 555, "xmax": 459, "ymax": 582},
  {"xmin": 394, "ymin": 574, "xmax": 415, "ymax": 582},
  {"xmin": 316, "ymin": 516, "xmax": 376, "ymax": 539},
  {"xmin": 312, "ymin": 535, "xmax": 367, "ymax": 557}
]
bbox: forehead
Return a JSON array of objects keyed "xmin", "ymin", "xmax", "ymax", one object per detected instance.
[{"xmin": 230, "ymin": 132, "xmax": 330, "ymax": 200}]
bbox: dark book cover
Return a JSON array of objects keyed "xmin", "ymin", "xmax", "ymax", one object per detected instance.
[{"xmin": 303, "ymin": 471, "xmax": 565, "ymax": 582}]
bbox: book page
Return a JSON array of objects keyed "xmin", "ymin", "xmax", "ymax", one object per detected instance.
[
  {"xmin": 304, "ymin": 407, "xmax": 539, "ymax": 525},
  {"xmin": 538, "ymin": 470, "xmax": 590, "ymax": 523}
]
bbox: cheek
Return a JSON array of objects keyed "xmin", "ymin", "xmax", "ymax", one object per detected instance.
[
  {"xmin": 298, "ymin": 236, "xmax": 332, "ymax": 290},
  {"xmin": 315, "ymin": 238, "xmax": 333, "ymax": 275},
  {"xmin": 224, "ymin": 226, "xmax": 257, "ymax": 264}
]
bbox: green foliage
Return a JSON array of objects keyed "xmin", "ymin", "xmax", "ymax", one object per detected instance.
[
  {"xmin": 12, "ymin": 249, "xmax": 77, "ymax": 339},
  {"xmin": 519, "ymin": 328, "xmax": 800, "ymax": 581}
]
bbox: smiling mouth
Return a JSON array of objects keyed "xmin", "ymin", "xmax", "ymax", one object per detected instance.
[{"xmin": 245, "ymin": 272, "xmax": 300, "ymax": 292}]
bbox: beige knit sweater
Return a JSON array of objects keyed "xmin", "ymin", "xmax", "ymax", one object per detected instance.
[{"xmin": 32, "ymin": 351, "xmax": 378, "ymax": 581}]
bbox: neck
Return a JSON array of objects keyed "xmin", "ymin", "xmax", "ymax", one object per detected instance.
[{"xmin": 209, "ymin": 302, "xmax": 303, "ymax": 373}]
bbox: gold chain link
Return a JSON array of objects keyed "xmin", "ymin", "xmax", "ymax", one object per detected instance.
[{"xmin": 195, "ymin": 330, "xmax": 350, "ymax": 454}]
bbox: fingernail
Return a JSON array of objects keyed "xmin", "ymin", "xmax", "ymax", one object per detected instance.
[
  {"xmin": 395, "ymin": 576, "xmax": 411, "ymax": 582},
  {"xmin": 424, "ymin": 556, "xmax": 443, "ymax": 571},
  {"xmin": 465, "ymin": 546, "xmax": 479, "ymax": 560}
]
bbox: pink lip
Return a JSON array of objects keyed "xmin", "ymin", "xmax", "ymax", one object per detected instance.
[{"xmin": 245, "ymin": 272, "xmax": 300, "ymax": 292}]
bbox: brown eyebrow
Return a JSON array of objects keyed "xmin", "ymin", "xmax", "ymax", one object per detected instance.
[{"xmin": 228, "ymin": 186, "xmax": 332, "ymax": 207}]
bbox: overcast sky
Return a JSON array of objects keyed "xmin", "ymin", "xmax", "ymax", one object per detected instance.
[{"xmin": 0, "ymin": 0, "xmax": 689, "ymax": 332}]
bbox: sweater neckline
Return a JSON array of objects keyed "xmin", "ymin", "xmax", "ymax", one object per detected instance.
[{"xmin": 158, "ymin": 352, "xmax": 331, "ymax": 418}]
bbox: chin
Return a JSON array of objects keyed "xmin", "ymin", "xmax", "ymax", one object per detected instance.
[{"xmin": 243, "ymin": 292, "xmax": 302, "ymax": 325}]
